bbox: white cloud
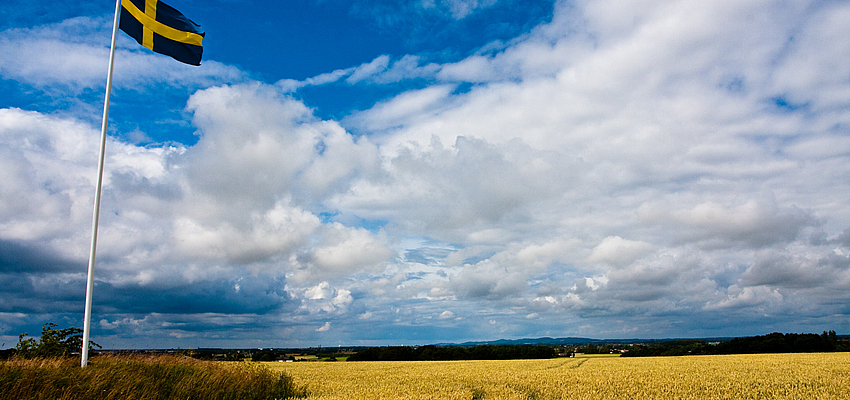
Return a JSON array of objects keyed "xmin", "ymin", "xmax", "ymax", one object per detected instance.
[
  {"xmin": 319, "ymin": 0, "xmax": 850, "ymax": 331},
  {"xmin": 346, "ymin": 55, "xmax": 391, "ymax": 84},
  {"xmin": 655, "ymin": 200, "xmax": 815, "ymax": 249},
  {"xmin": 310, "ymin": 225, "xmax": 393, "ymax": 272},
  {"xmin": 739, "ymin": 252, "xmax": 850, "ymax": 290},
  {"xmin": 277, "ymin": 55, "xmax": 441, "ymax": 90},
  {"xmin": 0, "ymin": 81, "xmax": 397, "ymax": 290},
  {"xmin": 447, "ymin": 259, "xmax": 528, "ymax": 300},
  {"xmin": 704, "ymin": 285, "xmax": 783, "ymax": 311},
  {"xmin": 372, "ymin": 55, "xmax": 441, "ymax": 83},
  {"xmin": 0, "ymin": 17, "xmax": 244, "ymax": 90},
  {"xmin": 333, "ymin": 289, "xmax": 353, "ymax": 306},
  {"xmin": 0, "ymin": 108, "xmax": 96, "ymax": 242},
  {"xmin": 185, "ymin": 83, "xmax": 380, "ymax": 207},
  {"xmin": 344, "ymin": 85, "xmax": 456, "ymax": 133},
  {"xmin": 298, "ymin": 282, "xmax": 355, "ymax": 315},
  {"xmin": 770, "ymin": 2, "xmax": 850, "ymax": 109},
  {"xmin": 436, "ymin": 55, "xmax": 495, "ymax": 82},
  {"xmin": 0, "ymin": 17, "xmax": 113, "ymax": 90},
  {"xmin": 171, "ymin": 201, "xmax": 320, "ymax": 264},
  {"xmin": 306, "ymin": 282, "xmax": 334, "ymax": 300},
  {"xmin": 587, "ymin": 236, "xmax": 655, "ymax": 267},
  {"xmin": 419, "ymin": 0, "xmax": 499, "ymax": 20},
  {"xmin": 329, "ymin": 135, "xmax": 576, "ymax": 243},
  {"xmin": 4, "ymin": 0, "xmax": 850, "ymax": 344},
  {"xmin": 276, "ymin": 68, "xmax": 354, "ymax": 92}
]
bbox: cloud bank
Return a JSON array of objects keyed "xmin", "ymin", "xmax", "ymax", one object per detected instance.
[{"xmin": 2, "ymin": 0, "xmax": 850, "ymax": 347}]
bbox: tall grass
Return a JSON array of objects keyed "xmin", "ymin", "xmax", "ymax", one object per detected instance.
[{"xmin": 0, "ymin": 355, "xmax": 306, "ymax": 400}]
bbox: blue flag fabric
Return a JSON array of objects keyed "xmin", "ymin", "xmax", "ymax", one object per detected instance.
[{"xmin": 119, "ymin": 0, "xmax": 204, "ymax": 66}]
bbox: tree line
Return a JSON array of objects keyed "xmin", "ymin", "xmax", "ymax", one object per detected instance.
[
  {"xmin": 621, "ymin": 331, "xmax": 848, "ymax": 357},
  {"xmin": 346, "ymin": 344, "xmax": 557, "ymax": 361}
]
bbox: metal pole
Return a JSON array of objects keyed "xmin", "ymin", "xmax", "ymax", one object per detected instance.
[{"xmin": 82, "ymin": 0, "xmax": 122, "ymax": 368}]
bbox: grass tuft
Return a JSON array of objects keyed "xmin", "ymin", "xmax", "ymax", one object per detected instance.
[{"xmin": 0, "ymin": 355, "xmax": 306, "ymax": 400}]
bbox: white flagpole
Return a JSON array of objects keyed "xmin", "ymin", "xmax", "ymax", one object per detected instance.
[{"xmin": 82, "ymin": 0, "xmax": 123, "ymax": 368}]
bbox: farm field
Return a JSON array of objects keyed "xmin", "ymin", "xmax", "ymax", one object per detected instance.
[{"xmin": 266, "ymin": 352, "xmax": 850, "ymax": 399}]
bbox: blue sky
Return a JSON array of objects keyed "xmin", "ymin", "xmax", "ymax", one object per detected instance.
[{"xmin": 2, "ymin": 0, "xmax": 850, "ymax": 349}]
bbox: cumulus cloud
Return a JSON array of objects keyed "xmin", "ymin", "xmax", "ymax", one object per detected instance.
[
  {"xmin": 0, "ymin": 81, "xmax": 396, "ymax": 344},
  {"xmin": 308, "ymin": 225, "xmax": 393, "ymax": 275},
  {"xmin": 316, "ymin": 322, "xmax": 331, "ymax": 332},
  {"xmin": 3, "ymin": 0, "xmax": 850, "ymax": 346},
  {"xmin": 329, "ymin": 135, "xmax": 576, "ymax": 243},
  {"xmin": 171, "ymin": 202, "xmax": 320, "ymax": 265},
  {"xmin": 322, "ymin": 0, "xmax": 850, "ymax": 337},
  {"xmin": 279, "ymin": 0, "xmax": 850, "ymax": 337}
]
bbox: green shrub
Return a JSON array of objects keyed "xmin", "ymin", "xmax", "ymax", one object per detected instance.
[{"xmin": 14, "ymin": 323, "xmax": 100, "ymax": 358}]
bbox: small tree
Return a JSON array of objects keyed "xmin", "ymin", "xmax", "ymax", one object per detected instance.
[{"xmin": 15, "ymin": 323, "xmax": 101, "ymax": 358}]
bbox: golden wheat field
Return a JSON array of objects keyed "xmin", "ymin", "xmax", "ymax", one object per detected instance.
[{"xmin": 265, "ymin": 352, "xmax": 850, "ymax": 400}]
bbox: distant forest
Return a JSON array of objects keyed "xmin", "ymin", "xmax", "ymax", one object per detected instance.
[
  {"xmin": 347, "ymin": 344, "xmax": 557, "ymax": 361},
  {"xmin": 621, "ymin": 331, "xmax": 849, "ymax": 357},
  {"xmin": 346, "ymin": 331, "xmax": 849, "ymax": 361}
]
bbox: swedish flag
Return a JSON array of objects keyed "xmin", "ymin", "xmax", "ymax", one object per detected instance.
[{"xmin": 119, "ymin": 0, "xmax": 204, "ymax": 66}]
